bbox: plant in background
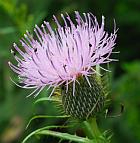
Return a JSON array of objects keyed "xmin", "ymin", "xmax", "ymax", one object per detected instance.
[{"xmin": 9, "ymin": 11, "xmax": 117, "ymax": 143}]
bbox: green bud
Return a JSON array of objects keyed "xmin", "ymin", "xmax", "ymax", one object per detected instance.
[{"xmin": 62, "ymin": 76, "xmax": 105, "ymax": 119}]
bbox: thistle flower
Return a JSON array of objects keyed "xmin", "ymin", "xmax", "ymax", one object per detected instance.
[{"xmin": 9, "ymin": 12, "xmax": 117, "ymax": 118}]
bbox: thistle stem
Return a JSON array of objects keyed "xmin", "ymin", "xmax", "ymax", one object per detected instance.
[{"xmin": 83, "ymin": 118, "xmax": 103, "ymax": 143}]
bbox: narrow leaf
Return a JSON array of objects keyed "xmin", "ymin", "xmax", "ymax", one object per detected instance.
[
  {"xmin": 26, "ymin": 115, "xmax": 70, "ymax": 129},
  {"xmin": 22, "ymin": 125, "xmax": 69, "ymax": 143},
  {"xmin": 37, "ymin": 130, "xmax": 91, "ymax": 143},
  {"xmin": 35, "ymin": 97, "xmax": 61, "ymax": 104}
]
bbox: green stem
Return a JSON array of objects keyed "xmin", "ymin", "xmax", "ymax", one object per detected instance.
[
  {"xmin": 83, "ymin": 117, "xmax": 106, "ymax": 143},
  {"xmin": 89, "ymin": 118, "xmax": 101, "ymax": 138},
  {"xmin": 84, "ymin": 118, "xmax": 101, "ymax": 139}
]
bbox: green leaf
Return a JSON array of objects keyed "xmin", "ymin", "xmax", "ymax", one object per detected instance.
[
  {"xmin": 26, "ymin": 115, "xmax": 70, "ymax": 129},
  {"xmin": 37, "ymin": 130, "xmax": 91, "ymax": 143},
  {"xmin": 22, "ymin": 125, "xmax": 69, "ymax": 143},
  {"xmin": 35, "ymin": 97, "xmax": 61, "ymax": 104}
]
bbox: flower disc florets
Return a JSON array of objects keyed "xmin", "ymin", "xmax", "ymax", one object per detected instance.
[{"xmin": 9, "ymin": 11, "xmax": 117, "ymax": 97}]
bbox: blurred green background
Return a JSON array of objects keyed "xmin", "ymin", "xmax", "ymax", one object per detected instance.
[{"xmin": 0, "ymin": 0, "xmax": 140, "ymax": 142}]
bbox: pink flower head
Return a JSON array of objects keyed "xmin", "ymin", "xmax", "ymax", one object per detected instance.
[{"xmin": 9, "ymin": 11, "xmax": 117, "ymax": 97}]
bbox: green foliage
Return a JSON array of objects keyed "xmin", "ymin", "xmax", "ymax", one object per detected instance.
[
  {"xmin": 111, "ymin": 61, "xmax": 140, "ymax": 143},
  {"xmin": 26, "ymin": 115, "xmax": 70, "ymax": 129},
  {"xmin": 23, "ymin": 127, "xmax": 91, "ymax": 143}
]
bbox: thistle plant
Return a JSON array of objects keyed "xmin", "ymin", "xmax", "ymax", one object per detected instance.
[{"xmin": 9, "ymin": 11, "xmax": 117, "ymax": 143}]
